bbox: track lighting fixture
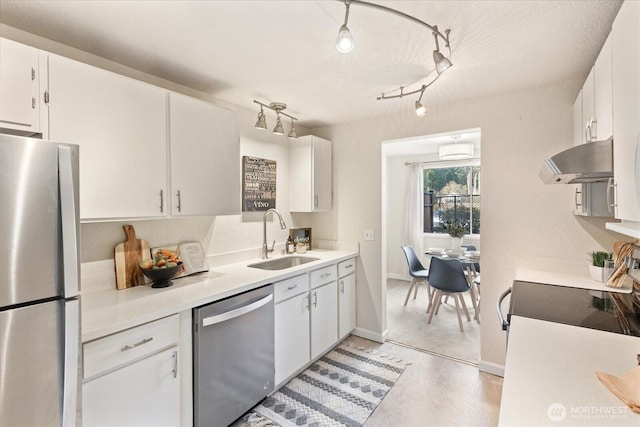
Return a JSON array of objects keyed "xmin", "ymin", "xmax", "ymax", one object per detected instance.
[
  {"xmin": 336, "ymin": 0, "xmax": 453, "ymax": 117},
  {"xmin": 253, "ymin": 100, "xmax": 299, "ymax": 139}
]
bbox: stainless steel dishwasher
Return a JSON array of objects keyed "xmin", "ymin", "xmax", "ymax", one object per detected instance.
[{"xmin": 193, "ymin": 284, "xmax": 274, "ymax": 427}]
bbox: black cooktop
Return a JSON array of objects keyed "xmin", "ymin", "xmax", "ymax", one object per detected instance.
[{"xmin": 509, "ymin": 281, "xmax": 640, "ymax": 336}]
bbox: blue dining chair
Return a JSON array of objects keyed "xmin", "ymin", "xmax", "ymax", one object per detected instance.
[
  {"xmin": 400, "ymin": 246, "xmax": 432, "ymax": 309},
  {"xmin": 427, "ymin": 256, "xmax": 472, "ymax": 332}
]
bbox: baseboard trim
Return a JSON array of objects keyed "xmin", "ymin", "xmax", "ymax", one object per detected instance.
[
  {"xmin": 351, "ymin": 327, "xmax": 387, "ymax": 343},
  {"xmin": 387, "ymin": 273, "xmax": 409, "ymax": 281},
  {"xmin": 479, "ymin": 360, "xmax": 505, "ymax": 377}
]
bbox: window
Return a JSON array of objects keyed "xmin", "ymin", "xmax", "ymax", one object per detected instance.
[{"xmin": 423, "ymin": 166, "xmax": 480, "ymax": 235}]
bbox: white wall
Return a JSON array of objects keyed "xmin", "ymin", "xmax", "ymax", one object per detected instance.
[{"xmin": 308, "ymin": 81, "xmax": 626, "ymax": 369}]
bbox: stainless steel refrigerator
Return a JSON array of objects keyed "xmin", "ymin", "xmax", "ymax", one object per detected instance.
[{"xmin": 0, "ymin": 134, "xmax": 81, "ymax": 427}]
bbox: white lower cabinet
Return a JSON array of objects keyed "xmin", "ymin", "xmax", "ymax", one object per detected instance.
[
  {"xmin": 82, "ymin": 315, "xmax": 181, "ymax": 426},
  {"xmin": 274, "ymin": 261, "xmax": 350, "ymax": 386},
  {"xmin": 274, "ymin": 274, "xmax": 311, "ymax": 385},
  {"xmin": 310, "ymin": 280, "xmax": 338, "ymax": 359},
  {"xmin": 338, "ymin": 258, "xmax": 357, "ymax": 339},
  {"xmin": 83, "ymin": 347, "xmax": 180, "ymax": 427}
]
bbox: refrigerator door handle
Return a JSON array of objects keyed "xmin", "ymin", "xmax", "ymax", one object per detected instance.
[
  {"xmin": 59, "ymin": 145, "xmax": 79, "ymax": 297},
  {"xmin": 62, "ymin": 299, "xmax": 80, "ymax": 427}
]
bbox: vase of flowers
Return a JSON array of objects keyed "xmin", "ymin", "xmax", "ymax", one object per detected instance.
[{"xmin": 444, "ymin": 220, "xmax": 466, "ymax": 254}]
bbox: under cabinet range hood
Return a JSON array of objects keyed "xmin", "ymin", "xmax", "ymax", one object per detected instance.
[{"xmin": 539, "ymin": 138, "xmax": 613, "ymax": 184}]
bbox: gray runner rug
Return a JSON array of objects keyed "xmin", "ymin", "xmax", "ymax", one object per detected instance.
[{"xmin": 240, "ymin": 340, "xmax": 407, "ymax": 427}]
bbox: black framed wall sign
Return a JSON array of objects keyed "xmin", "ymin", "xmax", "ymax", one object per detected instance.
[{"xmin": 242, "ymin": 156, "xmax": 277, "ymax": 212}]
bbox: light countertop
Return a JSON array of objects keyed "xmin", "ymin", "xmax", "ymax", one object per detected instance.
[
  {"xmin": 499, "ymin": 316, "xmax": 640, "ymax": 426},
  {"xmin": 515, "ymin": 268, "xmax": 632, "ymax": 293},
  {"xmin": 81, "ymin": 250, "xmax": 358, "ymax": 342}
]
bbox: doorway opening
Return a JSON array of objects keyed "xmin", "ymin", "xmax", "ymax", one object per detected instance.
[{"xmin": 381, "ymin": 129, "xmax": 481, "ymax": 365}]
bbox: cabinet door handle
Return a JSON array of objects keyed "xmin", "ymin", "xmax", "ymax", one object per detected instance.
[
  {"xmin": 314, "ymin": 194, "xmax": 319, "ymax": 209},
  {"xmin": 345, "ymin": 264, "xmax": 353, "ymax": 268},
  {"xmin": 120, "ymin": 337, "xmax": 153, "ymax": 352},
  {"xmin": 340, "ymin": 280, "xmax": 345, "ymax": 293},
  {"xmin": 176, "ymin": 190, "xmax": 182, "ymax": 212},
  {"xmin": 320, "ymin": 273, "xmax": 331, "ymax": 279},
  {"xmin": 32, "ymin": 97, "xmax": 36, "ymax": 109},
  {"xmin": 574, "ymin": 187, "xmax": 582, "ymax": 209},
  {"xmin": 159, "ymin": 190, "xmax": 164, "ymax": 213},
  {"xmin": 304, "ymin": 295, "xmax": 310, "ymax": 311},
  {"xmin": 172, "ymin": 350, "xmax": 178, "ymax": 379},
  {"xmin": 606, "ymin": 178, "xmax": 617, "ymax": 213},
  {"xmin": 287, "ymin": 284, "xmax": 300, "ymax": 290},
  {"xmin": 313, "ymin": 291, "xmax": 318, "ymax": 307}
]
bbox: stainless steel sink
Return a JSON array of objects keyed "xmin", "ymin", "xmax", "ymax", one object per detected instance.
[{"xmin": 247, "ymin": 256, "xmax": 320, "ymax": 271}]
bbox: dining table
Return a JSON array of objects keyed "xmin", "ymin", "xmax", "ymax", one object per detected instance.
[{"xmin": 424, "ymin": 248, "xmax": 481, "ymax": 322}]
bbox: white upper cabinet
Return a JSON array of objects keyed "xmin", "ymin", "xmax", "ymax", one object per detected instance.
[
  {"xmin": 45, "ymin": 54, "xmax": 167, "ymax": 221},
  {"xmin": 577, "ymin": 34, "xmax": 613, "ymax": 144},
  {"xmin": 595, "ymin": 33, "xmax": 613, "ymax": 141},
  {"xmin": 611, "ymin": 0, "xmax": 640, "ymax": 222},
  {"xmin": 169, "ymin": 93, "xmax": 240, "ymax": 216},
  {"xmin": 0, "ymin": 38, "xmax": 40, "ymax": 134},
  {"xmin": 289, "ymin": 135, "xmax": 332, "ymax": 212}
]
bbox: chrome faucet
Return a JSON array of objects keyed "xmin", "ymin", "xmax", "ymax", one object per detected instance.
[{"xmin": 262, "ymin": 208, "xmax": 287, "ymax": 259}]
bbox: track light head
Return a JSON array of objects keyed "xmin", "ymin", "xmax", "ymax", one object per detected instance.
[
  {"xmin": 254, "ymin": 107, "xmax": 267, "ymax": 130},
  {"xmin": 415, "ymin": 100, "xmax": 427, "ymax": 117},
  {"xmin": 273, "ymin": 114, "xmax": 284, "ymax": 135},
  {"xmin": 336, "ymin": 0, "xmax": 354, "ymax": 53},
  {"xmin": 288, "ymin": 120, "xmax": 298, "ymax": 140},
  {"xmin": 336, "ymin": 25, "xmax": 354, "ymax": 53},
  {"xmin": 433, "ymin": 50, "xmax": 452, "ymax": 74}
]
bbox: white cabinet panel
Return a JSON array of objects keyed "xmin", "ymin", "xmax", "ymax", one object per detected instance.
[
  {"xmin": 572, "ymin": 90, "xmax": 582, "ymax": 146},
  {"xmin": 83, "ymin": 347, "xmax": 180, "ymax": 427},
  {"xmin": 46, "ymin": 53, "xmax": 167, "ymax": 220},
  {"xmin": 289, "ymin": 135, "xmax": 332, "ymax": 212},
  {"xmin": 338, "ymin": 274, "xmax": 356, "ymax": 339},
  {"xmin": 595, "ymin": 33, "xmax": 613, "ymax": 141},
  {"xmin": 0, "ymin": 38, "xmax": 40, "ymax": 133},
  {"xmin": 310, "ymin": 281, "xmax": 338, "ymax": 360},
  {"xmin": 612, "ymin": 0, "xmax": 640, "ymax": 221},
  {"xmin": 582, "ymin": 67, "xmax": 596, "ymax": 143},
  {"xmin": 169, "ymin": 93, "xmax": 240, "ymax": 216},
  {"xmin": 274, "ymin": 292, "xmax": 310, "ymax": 385}
]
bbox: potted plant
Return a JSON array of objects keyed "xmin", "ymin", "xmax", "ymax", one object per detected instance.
[
  {"xmin": 444, "ymin": 220, "xmax": 467, "ymax": 253},
  {"xmin": 588, "ymin": 251, "xmax": 612, "ymax": 282}
]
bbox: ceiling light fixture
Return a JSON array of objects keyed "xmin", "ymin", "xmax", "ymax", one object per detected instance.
[
  {"xmin": 253, "ymin": 100, "xmax": 299, "ymax": 139},
  {"xmin": 439, "ymin": 136, "xmax": 474, "ymax": 160},
  {"xmin": 337, "ymin": 0, "xmax": 453, "ymax": 116}
]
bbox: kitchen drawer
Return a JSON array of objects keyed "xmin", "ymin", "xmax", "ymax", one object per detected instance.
[
  {"xmin": 310, "ymin": 264, "xmax": 337, "ymax": 289},
  {"xmin": 338, "ymin": 258, "xmax": 356, "ymax": 278},
  {"xmin": 83, "ymin": 314, "xmax": 179, "ymax": 379},
  {"xmin": 274, "ymin": 274, "xmax": 309, "ymax": 303}
]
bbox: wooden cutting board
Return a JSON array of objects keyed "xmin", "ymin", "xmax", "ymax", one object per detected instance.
[{"xmin": 114, "ymin": 225, "xmax": 150, "ymax": 290}]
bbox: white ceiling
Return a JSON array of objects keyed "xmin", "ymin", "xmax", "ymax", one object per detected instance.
[{"xmin": 0, "ymin": 0, "xmax": 622, "ymax": 128}]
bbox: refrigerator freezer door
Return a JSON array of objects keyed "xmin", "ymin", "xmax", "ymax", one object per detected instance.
[
  {"xmin": 0, "ymin": 135, "xmax": 61, "ymax": 306},
  {"xmin": 0, "ymin": 300, "xmax": 64, "ymax": 426}
]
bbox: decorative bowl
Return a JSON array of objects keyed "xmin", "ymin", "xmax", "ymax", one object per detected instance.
[{"xmin": 140, "ymin": 263, "xmax": 182, "ymax": 288}]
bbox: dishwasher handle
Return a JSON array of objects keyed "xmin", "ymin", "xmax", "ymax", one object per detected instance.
[
  {"xmin": 497, "ymin": 288, "xmax": 512, "ymax": 331},
  {"xmin": 202, "ymin": 294, "xmax": 273, "ymax": 327}
]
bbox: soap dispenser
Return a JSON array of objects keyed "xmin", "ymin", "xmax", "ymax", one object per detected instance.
[{"xmin": 286, "ymin": 236, "xmax": 294, "ymax": 254}]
